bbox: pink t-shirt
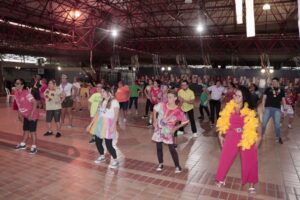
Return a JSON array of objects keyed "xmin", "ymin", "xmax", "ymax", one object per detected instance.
[
  {"xmin": 39, "ymin": 83, "xmax": 48, "ymax": 99},
  {"xmin": 150, "ymin": 87, "xmax": 161, "ymax": 104},
  {"xmin": 15, "ymin": 89, "xmax": 39, "ymax": 120},
  {"xmin": 152, "ymin": 102, "xmax": 187, "ymax": 144}
]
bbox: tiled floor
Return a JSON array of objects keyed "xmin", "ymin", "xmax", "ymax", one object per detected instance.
[{"xmin": 0, "ymin": 97, "xmax": 300, "ymax": 200}]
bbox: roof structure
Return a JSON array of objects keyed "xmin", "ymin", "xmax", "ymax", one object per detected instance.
[{"xmin": 0, "ymin": 0, "xmax": 298, "ymax": 66}]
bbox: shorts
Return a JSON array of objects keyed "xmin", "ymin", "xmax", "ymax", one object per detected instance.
[
  {"xmin": 46, "ymin": 109, "xmax": 61, "ymax": 123},
  {"xmin": 62, "ymin": 96, "xmax": 73, "ymax": 108},
  {"xmin": 119, "ymin": 101, "xmax": 129, "ymax": 110},
  {"xmin": 23, "ymin": 118, "xmax": 38, "ymax": 132}
]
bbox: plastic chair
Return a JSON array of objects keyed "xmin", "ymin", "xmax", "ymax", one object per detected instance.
[{"xmin": 5, "ymin": 88, "xmax": 14, "ymax": 103}]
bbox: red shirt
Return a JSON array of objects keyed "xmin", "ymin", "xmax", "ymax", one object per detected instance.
[
  {"xmin": 39, "ymin": 83, "xmax": 48, "ymax": 99},
  {"xmin": 286, "ymin": 95, "xmax": 296, "ymax": 106},
  {"xmin": 15, "ymin": 89, "xmax": 39, "ymax": 120},
  {"xmin": 150, "ymin": 87, "xmax": 161, "ymax": 104}
]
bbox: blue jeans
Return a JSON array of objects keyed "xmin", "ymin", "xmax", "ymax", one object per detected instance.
[{"xmin": 262, "ymin": 107, "xmax": 281, "ymax": 138}]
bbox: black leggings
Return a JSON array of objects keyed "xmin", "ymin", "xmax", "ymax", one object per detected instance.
[
  {"xmin": 129, "ymin": 97, "xmax": 138, "ymax": 109},
  {"xmin": 95, "ymin": 136, "xmax": 117, "ymax": 159},
  {"xmin": 209, "ymin": 100, "xmax": 221, "ymax": 124},
  {"xmin": 156, "ymin": 142, "xmax": 180, "ymax": 168},
  {"xmin": 145, "ymin": 99, "xmax": 151, "ymax": 116}
]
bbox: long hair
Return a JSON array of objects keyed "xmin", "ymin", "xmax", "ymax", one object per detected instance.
[
  {"xmin": 238, "ymin": 86, "xmax": 255, "ymax": 110},
  {"xmin": 101, "ymin": 86, "xmax": 115, "ymax": 110},
  {"xmin": 15, "ymin": 78, "xmax": 26, "ymax": 88}
]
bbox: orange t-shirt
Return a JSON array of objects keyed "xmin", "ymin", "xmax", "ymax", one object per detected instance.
[{"xmin": 115, "ymin": 86, "xmax": 130, "ymax": 102}]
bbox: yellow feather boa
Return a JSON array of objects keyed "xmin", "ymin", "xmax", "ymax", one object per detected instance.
[{"xmin": 216, "ymin": 100, "xmax": 259, "ymax": 150}]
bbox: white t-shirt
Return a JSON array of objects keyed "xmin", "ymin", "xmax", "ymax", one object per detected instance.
[
  {"xmin": 60, "ymin": 83, "xmax": 73, "ymax": 97},
  {"xmin": 145, "ymin": 85, "xmax": 152, "ymax": 99},
  {"xmin": 99, "ymin": 99, "xmax": 120, "ymax": 119},
  {"xmin": 72, "ymin": 82, "xmax": 81, "ymax": 96},
  {"xmin": 207, "ymin": 85, "xmax": 225, "ymax": 100}
]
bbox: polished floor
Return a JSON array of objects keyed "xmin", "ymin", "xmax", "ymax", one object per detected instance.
[{"xmin": 0, "ymin": 97, "xmax": 300, "ymax": 200}]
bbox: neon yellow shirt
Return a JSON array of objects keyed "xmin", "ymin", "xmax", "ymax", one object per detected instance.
[
  {"xmin": 178, "ymin": 88, "xmax": 195, "ymax": 112},
  {"xmin": 88, "ymin": 93, "xmax": 102, "ymax": 117}
]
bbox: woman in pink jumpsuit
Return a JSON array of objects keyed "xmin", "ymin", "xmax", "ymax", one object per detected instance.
[{"xmin": 215, "ymin": 86, "xmax": 261, "ymax": 193}]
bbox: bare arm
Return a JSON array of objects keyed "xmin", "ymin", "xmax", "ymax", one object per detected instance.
[
  {"xmin": 173, "ymin": 120, "xmax": 189, "ymax": 131},
  {"xmin": 144, "ymin": 88, "xmax": 150, "ymax": 98},
  {"xmin": 29, "ymin": 99, "xmax": 37, "ymax": 120},
  {"xmin": 256, "ymin": 121, "xmax": 262, "ymax": 147},
  {"xmin": 185, "ymin": 98, "xmax": 195, "ymax": 104},
  {"xmin": 282, "ymin": 97, "xmax": 287, "ymax": 108},
  {"xmin": 261, "ymin": 94, "xmax": 267, "ymax": 112},
  {"xmin": 112, "ymin": 107, "xmax": 119, "ymax": 128}
]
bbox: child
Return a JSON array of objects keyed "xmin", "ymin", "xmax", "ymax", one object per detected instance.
[
  {"xmin": 199, "ymin": 86, "xmax": 210, "ymax": 121},
  {"xmin": 87, "ymin": 86, "xmax": 120, "ymax": 169},
  {"xmin": 283, "ymin": 88, "xmax": 297, "ymax": 129}
]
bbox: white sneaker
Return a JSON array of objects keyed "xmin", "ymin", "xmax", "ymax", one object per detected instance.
[
  {"xmin": 175, "ymin": 167, "xmax": 182, "ymax": 174},
  {"xmin": 109, "ymin": 160, "xmax": 119, "ymax": 169},
  {"xmin": 156, "ymin": 164, "xmax": 163, "ymax": 171},
  {"xmin": 288, "ymin": 124, "xmax": 292, "ymax": 129},
  {"xmin": 248, "ymin": 187, "xmax": 256, "ymax": 194},
  {"xmin": 94, "ymin": 156, "xmax": 105, "ymax": 164},
  {"xmin": 192, "ymin": 133, "xmax": 199, "ymax": 138}
]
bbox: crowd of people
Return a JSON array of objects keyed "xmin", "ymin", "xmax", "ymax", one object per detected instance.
[{"xmin": 8, "ymin": 72, "xmax": 299, "ymax": 193}]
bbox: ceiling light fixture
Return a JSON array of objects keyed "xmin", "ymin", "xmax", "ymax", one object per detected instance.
[
  {"xmin": 263, "ymin": 3, "xmax": 271, "ymax": 10},
  {"xmin": 235, "ymin": 0, "xmax": 243, "ymax": 24},
  {"xmin": 70, "ymin": 10, "xmax": 81, "ymax": 19},
  {"xmin": 111, "ymin": 29, "xmax": 118, "ymax": 38},
  {"xmin": 196, "ymin": 24, "xmax": 204, "ymax": 33},
  {"xmin": 246, "ymin": 0, "xmax": 255, "ymax": 37}
]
